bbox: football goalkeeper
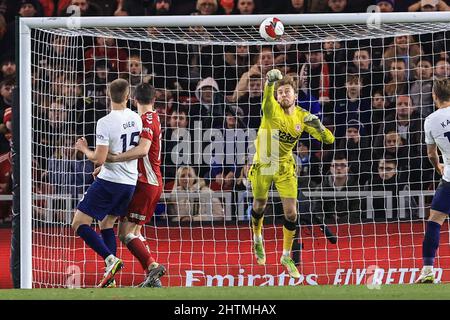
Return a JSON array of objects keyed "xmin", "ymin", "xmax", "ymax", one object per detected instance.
[{"xmin": 248, "ymin": 68, "xmax": 335, "ymax": 278}]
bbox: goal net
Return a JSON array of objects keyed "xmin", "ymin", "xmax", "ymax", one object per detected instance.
[{"xmin": 18, "ymin": 13, "xmax": 450, "ymax": 288}]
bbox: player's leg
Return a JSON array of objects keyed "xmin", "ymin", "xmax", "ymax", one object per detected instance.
[
  {"xmin": 119, "ymin": 182, "xmax": 166, "ymax": 287},
  {"xmin": 132, "ymin": 225, "xmax": 163, "ymax": 288},
  {"xmin": 72, "ymin": 210, "xmax": 113, "ymax": 261},
  {"xmin": 275, "ymin": 162, "xmax": 301, "ymax": 278},
  {"xmin": 248, "ymin": 163, "xmax": 272, "ymax": 265},
  {"xmin": 95, "ymin": 180, "xmax": 135, "ymax": 288},
  {"xmin": 118, "ymin": 218, "xmax": 154, "ymax": 270},
  {"xmin": 279, "ymin": 197, "xmax": 301, "ymax": 278},
  {"xmin": 99, "ymin": 215, "xmax": 119, "ymax": 257},
  {"xmin": 98, "ymin": 215, "xmax": 121, "ymax": 288},
  {"xmin": 416, "ymin": 180, "xmax": 450, "ymax": 283},
  {"xmin": 252, "ymin": 198, "xmax": 268, "ymax": 265},
  {"xmin": 416, "ymin": 209, "xmax": 447, "ymax": 283}
]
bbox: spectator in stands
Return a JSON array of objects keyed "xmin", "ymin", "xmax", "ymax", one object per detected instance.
[
  {"xmin": 376, "ymin": 0, "xmax": 395, "ymax": 12},
  {"xmin": 235, "ymin": 157, "xmax": 251, "ymax": 191},
  {"xmin": 327, "ymin": 0, "xmax": 348, "ymax": 13},
  {"xmin": 0, "ymin": 15, "xmax": 6, "ymax": 55},
  {"xmin": 151, "ymin": 0, "xmax": 173, "ymax": 15},
  {"xmin": 232, "ymin": 46, "xmax": 274, "ymax": 102},
  {"xmin": 347, "ymin": 48, "xmax": 383, "ymax": 99},
  {"xmin": 313, "ymin": 152, "xmax": 361, "ymax": 224},
  {"xmin": 39, "ymin": 0, "xmax": 71, "ymax": 16},
  {"xmin": 120, "ymin": 0, "xmax": 173, "ymax": 15},
  {"xmin": 192, "ymin": 77, "xmax": 227, "ymax": 128},
  {"xmin": 278, "ymin": 0, "xmax": 307, "ymax": 13},
  {"xmin": 383, "ymin": 35, "xmax": 423, "ymax": 73},
  {"xmin": 222, "ymin": 45, "xmax": 253, "ymax": 96},
  {"xmin": 124, "ymin": 54, "xmax": 152, "ymax": 99},
  {"xmin": 0, "ymin": 77, "xmax": 13, "ymax": 153},
  {"xmin": 3, "ymin": 0, "xmax": 42, "ymax": 56},
  {"xmin": 84, "ymin": 37, "xmax": 128, "ymax": 75},
  {"xmin": 408, "ymin": 0, "xmax": 450, "ymax": 11},
  {"xmin": 210, "ymin": 104, "xmax": 247, "ymax": 190},
  {"xmin": 337, "ymin": 119, "xmax": 372, "ymax": 185},
  {"xmin": 19, "ymin": 0, "xmax": 43, "ymax": 16},
  {"xmin": 195, "ymin": 0, "xmax": 224, "ymax": 14},
  {"xmin": 293, "ymin": 68, "xmax": 322, "ymax": 120},
  {"xmin": 0, "ymin": 56, "xmax": 15, "ymax": 82},
  {"xmin": 303, "ymin": 42, "xmax": 330, "ymax": 104},
  {"xmin": 65, "ymin": 0, "xmax": 101, "ymax": 16},
  {"xmin": 42, "ymin": 100, "xmax": 68, "ymax": 149},
  {"xmin": 154, "ymin": 87, "xmax": 174, "ymax": 129},
  {"xmin": 0, "ymin": 150, "xmax": 11, "ymax": 223},
  {"xmin": 375, "ymin": 95, "xmax": 424, "ymax": 188},
  {"xmin": 237, "ymin": 72, "xmax": 263, "ymax": 129},
  {"xmin": 3, "ymin": 104, "xmax": 11, "ymax": 145},
  {"xmin": 370, "ymin": 89, "xmax": 393, "ymax": 137},
  {"xmin": 434, "ymin": 58, "xmax": 450, "ymax": 80},
  {"xmin": 162, "ymin": 105, "xmax": 190, "ymax": 185},
  {"xmin": 384, "ymin": 58, "xmax": 409, "ymax": 101},
  {"xmin": 210, "ymin": 105, "xmax": 245, "ymax": 191},
  {"xmin": 334, "ymin": 74, "xmax": 370, "ymax": 138},
  {"xmin": 294, "ymin": 140, "xmax": 320, "ymax": 189},
  {"xmin": 45, "ymin": 137, "xmax": 76, "ymax": 197},
  {"xmin": 179, "ymin": 23, "xmax": 225, "ymax": 92},
  {"xmin": 368, "ymin": 155, "xmax": 418, "ymax": 220},
  {"xmin": 89, "ymin": 0, "xmax": 117, "ymax": 15},
  {"xmin": 410, "ymin": 58, "xmax": 434, "ymax": 117},
  {"xmin": 223, "ymin": 104, "xmax": 245, "ymax": 129},
  {"xmin": 85, "ymin": 59, "xmax": 113, "ymax": 103},
  {"xmin": 306, "ymin": 0, "xmax": 328, "ymax": 12},
  {"xmin": 375, "ymin": 130, "xmax": 410, "ymax": 171},
  {"xmin": 233, "ymin": 0, "xmax": 258, "ymax": 14},
  {"xmin": 378, "ymin": 95, "xmax": 422, "ymax": 147},
  {"xmin": 167, "ymin": 165, "xmax": 224, "ymax": 222}
]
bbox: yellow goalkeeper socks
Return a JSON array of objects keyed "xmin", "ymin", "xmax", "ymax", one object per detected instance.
[
  {"xmin": 251, "ymin": 208, "xmax": 264, "ymax": 241},
  {"xmin": 282, "ymin": 219, "xmax": 297, "ymax": 255}
]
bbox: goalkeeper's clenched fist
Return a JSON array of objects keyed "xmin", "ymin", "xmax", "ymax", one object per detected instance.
[{"xmin": 266, "ymin": 68, "xmax": 283, "ymax": 84}]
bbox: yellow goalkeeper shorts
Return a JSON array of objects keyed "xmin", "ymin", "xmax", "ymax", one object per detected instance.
[{"xmin": 248, "ymin": 159, "xmax": 298, "ymax": 199}]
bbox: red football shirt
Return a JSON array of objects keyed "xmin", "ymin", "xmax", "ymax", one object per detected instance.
[{"xmin": 138, "ymin": 111, "xmax": 162, "ymax": 186}]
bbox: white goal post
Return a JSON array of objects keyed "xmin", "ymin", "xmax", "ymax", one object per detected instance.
[{"xmin": 18, "ymin": 12, "xmax": 450, "ymax": 289}]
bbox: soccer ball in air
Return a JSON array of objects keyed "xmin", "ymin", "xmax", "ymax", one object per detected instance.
[{"xmin": 259, "ymin": 17, "xmax": 284, "ymax": 41}]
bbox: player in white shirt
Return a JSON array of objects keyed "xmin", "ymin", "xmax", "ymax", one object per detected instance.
[
  {"xmin": 72, "ymin": 78, "xmax": 142, "ymax": 288},
  {"xmin": 416, "ymin": 78, "xmax": 450, "ymax": 283}
]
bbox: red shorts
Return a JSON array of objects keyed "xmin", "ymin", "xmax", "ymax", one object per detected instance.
[{"xmin": 124, "ymin": 181, "xmax": 163, "ymax": 225}]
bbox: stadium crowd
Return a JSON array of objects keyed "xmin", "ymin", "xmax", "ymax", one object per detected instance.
[{"xmin": 0, "ymin": 0, "xmax": 450, "ymax": 224}]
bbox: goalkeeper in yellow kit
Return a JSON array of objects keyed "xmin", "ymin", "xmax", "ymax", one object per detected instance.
[{"xmin": 248, "ymin": 68, "xmax": 335, "ymax": 278}]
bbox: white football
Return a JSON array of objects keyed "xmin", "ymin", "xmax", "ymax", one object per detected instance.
[{"xmin": 259, "ymin": 17, "xmax": 284, "ymax": 41}]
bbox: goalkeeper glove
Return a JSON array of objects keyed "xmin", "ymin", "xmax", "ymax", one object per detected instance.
[
  {"xmin": 266, "ymin": 69, "xmax": 283, "ymax": 84},
  {"xmin": 304, "ymin": 113, "xmax": 325, "ymax": 132}
]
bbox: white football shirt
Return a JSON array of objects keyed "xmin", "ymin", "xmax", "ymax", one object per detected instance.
[
  {"xmin": 424, "ymin": 106, "xmax": 450, "ymax": 182},
  {"xmin": 96, "ymin": 108, "xmax": 142, "ymax": 185}
]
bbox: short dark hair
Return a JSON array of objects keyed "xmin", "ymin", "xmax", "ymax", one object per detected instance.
[
  {"xmin": 170, "ymin": 103, "xmax": 188, "ymax": 116},
  {"xmin": 333, "ymin": 152, "xmax": 347, "ymax": 162},
  {"xmin": 381, "ymin": 154, "xmax": 398, "ymax": 167},
  {"xmin": 0, "ymin": 77, "xmax": 15, "ymax": 88},
  {"xmin": 433, "ymin": 78, "xmax": 450, "ymax": 103},
  {"xmin": 108, "ymin": 78, "xmax": 129, "ymax": 103},
  {"xmin": 134, "ymin": 83, "xmax": 156, "ymax": 105}
]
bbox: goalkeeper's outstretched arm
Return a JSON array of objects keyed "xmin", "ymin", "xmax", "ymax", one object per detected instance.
[
  {"xmin": 303, "ymin": 114, "xmax": 335, "ymax": 144},
  {"xmin": 261, "ymin": 69, "xmax": 283, "ymax": 115}
]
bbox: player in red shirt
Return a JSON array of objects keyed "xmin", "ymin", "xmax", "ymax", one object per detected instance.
[{"xmin": 103, "ymin": 83, "xmax": 165, "ymax": 287}]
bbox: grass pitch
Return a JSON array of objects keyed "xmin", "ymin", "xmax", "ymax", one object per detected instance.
[{"xmin": 1, "ymin": 284, "xmax": 450, "ymax": 300}]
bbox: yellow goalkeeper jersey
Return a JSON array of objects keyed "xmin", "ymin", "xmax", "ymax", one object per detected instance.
[{"xmin": 253, "ymin": 83, "xmax": 335, "ymax": 165}]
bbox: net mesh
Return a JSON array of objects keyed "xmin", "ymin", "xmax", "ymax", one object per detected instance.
[{"xmin": 28, "ymin": 20, "xmax": 450, "ymax": 287}]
